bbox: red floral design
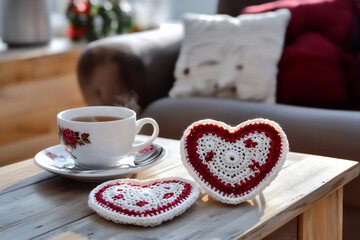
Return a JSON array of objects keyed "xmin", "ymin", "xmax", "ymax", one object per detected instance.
[
  {"xmin": 113, "ymin": 194, "xmax": 124, "ymax": 201},
  {"xmin": 249, "ymin": 159, "xmax": 261, "ymax": 172},
  {"xmin": 136, "ymin": 200, "xmax": 149, "ymax": 207},
  {"xmin": 81, "ymin": 133, "xmax": 89, "ymax": 140},
  {"xmin": 163, "ymin": 193, "xmax": 174, "ymax": 199},
  {"xmin": 205, "ymin": 151, "xmax": 214, "ymax": 162},
  {"xmin": 46, "ymin": 151, "xmax": 57, "ymax": 160},
  {"xmin": 244, "ymin": 138, "xmax": 258, "ymax": 148},
  {"xmin": 58, "ymin": 125, "xmax": 91, "ymax": 159},
  {"xmin": 61, "ymin": 128, "xmax": 78, "ymax": 147},
  {"xmin": 139, "ymin": 145, "xmax": 155, "ymax": 154}
]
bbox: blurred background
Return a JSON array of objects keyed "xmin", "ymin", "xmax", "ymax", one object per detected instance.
[
  {"xmin": 0, "ymin": 0, "xmax": 217, "ymax": 42},
  {"xmin": 0, "ymin": 0, "xmax": 217, "ymax": 166}
]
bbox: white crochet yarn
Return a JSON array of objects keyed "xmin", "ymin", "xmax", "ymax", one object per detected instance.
[
  {"xmin": 169, "ymin": 9, "xmax": 291, "ymax": 103},
  {"xmin": 196, "ymin": 131, "xmax": 272, "ymax": 185},
  {"xmin": 180, "ymin": 118, "xmax": 289, "ymax": 204},
  {"xmin": 88, "ymin": 177, "xmax": 199, "ymax": 227}
]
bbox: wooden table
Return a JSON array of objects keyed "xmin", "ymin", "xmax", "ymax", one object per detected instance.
[{"xmin": 0, "ymin": 137, "xmax": 358, "ymax": 240}]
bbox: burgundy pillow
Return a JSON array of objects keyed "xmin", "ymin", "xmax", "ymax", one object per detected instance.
[
  {"xmin": 242, "ymin": 0, "xmax": 358, "ymax": 49},
  {"xmin": 276, "ymin": 32, "xmax": 353, "ymax": 108},
  {"xmin": 351, "ymin": 53, "xmax": 360, "ymax": 109},
  {"xmin": 242, "ymin": 0, "xmax": 358, "ymax": 109}
]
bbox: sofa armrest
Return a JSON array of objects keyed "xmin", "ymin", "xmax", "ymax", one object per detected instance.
[{"xmin": 77, "ymin": 24, "xmax": 183, "ymax": 112}]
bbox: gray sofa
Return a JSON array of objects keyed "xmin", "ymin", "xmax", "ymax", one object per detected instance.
[{"xmin": 77, "ymin": 0, "xmax": 360, "ymax": 239}]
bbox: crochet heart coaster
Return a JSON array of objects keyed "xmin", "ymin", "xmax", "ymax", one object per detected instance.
[
  {"xmin": 180, "ymin": 118, "xmax": 289, "ymax": 204},
  {"xmin": 88, "ymin": 177, "xmax": 199, "ymax": 227}
]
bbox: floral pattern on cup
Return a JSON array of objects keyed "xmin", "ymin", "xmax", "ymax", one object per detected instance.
[
  {"xmin": 139, "ymin": 144, "xmax": 155, "ymax": 154},
  {"xmin": 58, "ymin": 125, "xmax": 91, "ymax": 159}
]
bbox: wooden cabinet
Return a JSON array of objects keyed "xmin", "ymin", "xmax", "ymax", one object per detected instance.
[{"xmin": 0, "ymin": 38, "xmax": 86, "ymax": 166}]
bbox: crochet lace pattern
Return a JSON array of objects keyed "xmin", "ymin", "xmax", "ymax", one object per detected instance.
[
  {"xmin": 88, "ymin": 177, "xmax": 200, "ymax": 227},
  {"xmin": 180, "ymin": 118, "xmax": 289, "ymax": 204}
]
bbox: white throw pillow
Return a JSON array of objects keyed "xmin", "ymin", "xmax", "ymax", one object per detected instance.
[{"xmin": 169, "ymin": 9, "xmax": 291, "ymax": 103}]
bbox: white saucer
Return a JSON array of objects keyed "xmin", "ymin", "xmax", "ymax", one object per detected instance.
[{"xmin": 34, "ymin": 143, "xmax": 167, "ymax": 181}]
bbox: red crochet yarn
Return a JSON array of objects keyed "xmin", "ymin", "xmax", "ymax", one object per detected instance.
[
  {"xmin": 180, "ymin": 119, "xmax": 289, "ymax": 204},
  {"xmin": 94, "ymin": 180, "xmax": 193, "ymax": 217},
  {"xmin": 88, "ymin": 177, "xmax": 200, "ymax": 227},
  {"xmin": 185, "ymin": 123, "xmax": 282, "ymax": 197}
]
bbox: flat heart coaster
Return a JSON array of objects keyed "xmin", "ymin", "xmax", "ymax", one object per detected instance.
[
  {"xmin": 180, "ymin": 118, "xmax": 289, "ymax": 204},
  {"xmin": 88, "ymin": 177, "xmax": 199, "ymax": 227}
]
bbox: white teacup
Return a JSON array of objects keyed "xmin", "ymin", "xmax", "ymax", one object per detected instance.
[{"xmin": 57, "ymin": 106, "xmax": 159, "ymax": 169}]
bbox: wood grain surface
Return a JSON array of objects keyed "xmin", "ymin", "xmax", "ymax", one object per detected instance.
[
  {"xmin": 0, "ymin": 137, "xmax": 358, "ymax": 240},
  {"xmin": 299, "ymin": 188, "xmax": 343, "ymax": 240},
  {"xmin": 0, "ymin": 38, "xmax": 86, "ymax": 166}
]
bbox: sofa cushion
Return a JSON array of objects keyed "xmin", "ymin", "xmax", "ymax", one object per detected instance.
[
  {"xmin": 169, "ymin": 9, "xmax": 290, "ymax": 103},
  {"xmin": 242, "ymin": 0, "xmax": 358, "ymax": 109},
  {"xmin": 354, "ymin": 53, "xmax": 360, "ymax": 109},
  {"xmin": 277, "ymin": 32, "xmax": 352, "ymax": 108},
  {"xmin": 242, "ymin": 0, "xmax": 358, "ymax": 50}
]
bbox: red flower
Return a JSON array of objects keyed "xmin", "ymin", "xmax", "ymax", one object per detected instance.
[
  {"xmin": 81, "ymin": 133, "xmax": 89, "ymax": 140},
  {"xmin": 62, "ymin": 128, "xmax": 78, "ymax": 146}
]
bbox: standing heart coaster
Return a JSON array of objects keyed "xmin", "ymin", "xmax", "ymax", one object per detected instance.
[
  {"xmin": 88, "ymin": 177, "xmax": 199, "ymax": 227},
  {"xmin": 180, "ymin": 118, "xmax": 289, "ymax": 204}
]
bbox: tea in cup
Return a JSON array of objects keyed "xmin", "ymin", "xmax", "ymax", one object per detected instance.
[{"xmin": 57, "ymin": 106, "xmax": 159, "ymax": 169}]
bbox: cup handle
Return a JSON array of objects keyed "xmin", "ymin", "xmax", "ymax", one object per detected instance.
[{"xmin": 131, "ymin": 118, "xmax": 159, "ymax": 152}]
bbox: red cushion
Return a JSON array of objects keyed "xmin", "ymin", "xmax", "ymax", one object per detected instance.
[
  {"xmin": 351, "ymin": 53, "xmax": 360, "ymax": 109},
  {"xmin": 277, "ymin": 32, "xmax": 353, "ymax": 108},
  {"xmin": 242, "ymin": 0, "xmax": 359, "ymax": 109},
  {"xmin": 242, "ymin": 0, "xmax": 358, "ymax": 48}
]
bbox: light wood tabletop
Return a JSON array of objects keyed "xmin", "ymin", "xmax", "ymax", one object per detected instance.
[
  {"xmin": 0, "ymin": 38, "xmax": 85, "ymax": 166},
  {"xmin": 0, "ymin": 137, "xmax": 358, "ymax": 240}
]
